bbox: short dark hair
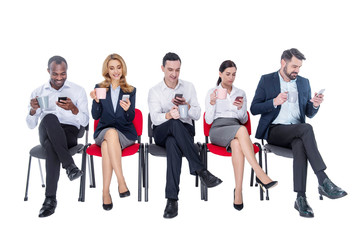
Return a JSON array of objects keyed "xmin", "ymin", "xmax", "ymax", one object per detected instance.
[
  {"xmin": 281, "ymin": 48, "xmax": 306, "ymax": 62},
  {"xmin": 48, "ymin": 55, "xmax": 68, "ymax": 69},
  {"xmin": 162, "ymin": 52, "xmax": 181, "ymax": 66}
]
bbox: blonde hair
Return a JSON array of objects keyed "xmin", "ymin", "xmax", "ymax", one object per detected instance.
[{"xmin": 99, "ymin": 53, "xmax": 134, "ymax": 93}]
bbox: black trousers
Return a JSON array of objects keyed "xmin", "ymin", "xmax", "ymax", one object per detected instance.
[
  {"xmin": 153, "ymin": 119, "xmax": 204, "ymax": 200},
  {"xmin": 39, "ymin": 114, "xmax": 79, "ymax": 197},
  {"xmin": 267, "ymin": 123, "xmax": 327, "ymax": 192}
]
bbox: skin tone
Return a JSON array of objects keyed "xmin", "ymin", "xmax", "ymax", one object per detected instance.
[
  {"xmin": 161, "ymin": 60, "xmax": 190, "ymax": 120},
  {"xmin": 210, "ymin": 67, "xmax": 274, "ymax": 205},
  {"xmin": 89, "ymin": 59, "xmax": 130, "ymax": 205},
  {"xmin": 30, "ymin": 61, "xmax": 79, "ymax": 115},
  {"xmin": 276, "ymin": 56, "xmax": 324, "ymax": 107}
]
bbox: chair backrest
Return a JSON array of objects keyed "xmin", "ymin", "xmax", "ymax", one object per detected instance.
[
  {"xmin": 203, "ymin": 111, "xmax": 252, "ymax": 137},
  {"xmin": 94, "ymin": 108, "xmax": 143, "ymax": 140}
]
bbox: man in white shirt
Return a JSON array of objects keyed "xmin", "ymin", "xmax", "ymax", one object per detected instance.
[
  {"xmin": 148, "ymin": 52, "xmax": 222, "ymax": 218},
  {"xmin": 26, "ymin": 56, "xmax": 89, "ymax": 217}
]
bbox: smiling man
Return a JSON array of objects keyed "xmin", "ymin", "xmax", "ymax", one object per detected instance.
[
  {"xmin": 26, "ymin": 56, "xmax": 89, "ymax": 217},
  {"xmin": 250, "ymin": 48, "xmax": 347, "ymax": 218},
  {"xmin": 148, "ymin": 52, "xmax": 222, "ymax": 218}
]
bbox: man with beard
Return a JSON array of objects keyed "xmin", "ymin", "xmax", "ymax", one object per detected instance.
[
  {"xmin": 27, "ymin": 56, "xmax": 89, "ymax": 217},
  {"xmin": 250, "ymin": 48, "xmax": 347, "ymax": 218}
]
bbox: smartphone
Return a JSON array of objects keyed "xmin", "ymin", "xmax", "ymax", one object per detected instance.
[
  {"xmin": 122, "ymin": 94, "xmax": 130, "ymax": 101},
  {"xmin": 234, "ymin": 96, "xmax": 243, "ymax": 102},
  {"xmin": 58, "ymin": 97, "xmax": 67, "ymax": 102},
  {"xmin": 316, "ymin": 89, "xmax": 325, "ymax": 97},
  {"xmin": 175, "ymin": 93, "xmax": 183, "ymax": 99}
]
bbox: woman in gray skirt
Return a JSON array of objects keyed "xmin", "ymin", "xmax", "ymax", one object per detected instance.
[
  {"xmin": 90, "ymin": 54, "xmax": 137, "ymax": 210},
  {"xmin": 205, "ymin": 60, "xmax": 277, "ymax": 211}
]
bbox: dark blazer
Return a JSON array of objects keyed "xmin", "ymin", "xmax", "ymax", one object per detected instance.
[
  {"xmin": 91, "ymin": 84, "xmax": 137, "ymax": 141},
  {"xmin": 250, "ymin": 71, "xmax": 319, "ymax": 140}
]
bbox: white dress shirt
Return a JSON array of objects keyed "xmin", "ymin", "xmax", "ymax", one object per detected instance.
[
  {"xmin": 26, "ymin": 80, "xmax": 89, "ymax": 129},
  {"xmin": 205, "ymin": 84, "xmax": 248, "ymax": 125},
  {"xmin": 148, "ymin": 79, "xmax": 201, "ymax": 126},
  {"xmin": 272, "ymin": 72, "xmax": 301, "ymax": 125}
]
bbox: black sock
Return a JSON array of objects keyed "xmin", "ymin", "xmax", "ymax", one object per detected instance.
[
  {"xmin": 316, "ymin": 170, "xmax": 328, "ymax": 185},
  {"xmin": 297, "ymin": 191, "xmax": 306, "ymax": 198}
]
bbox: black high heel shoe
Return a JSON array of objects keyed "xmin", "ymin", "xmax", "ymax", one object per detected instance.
[
  {"xmin": 233, "ymin": 189, "xmax": 243, "ymax": 211},
  {"xmin": 119, "ymin": 186, "xmax": 131, "ymax": 198},
  {"xmin": 256, "ymin": 177, "xmax": 278, "ymax": 192},
  {"xmin": 103, "ymin": 194, "xmax": 113, "ymax": 211}
]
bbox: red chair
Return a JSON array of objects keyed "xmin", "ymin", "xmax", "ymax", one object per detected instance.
[
  {"xmin": 85, "ymin": 108, "xmax": 144, "ymax": 202},
  {"xmin": 202, "ymin": 111, "xmax": 263, "ymax": 200}
]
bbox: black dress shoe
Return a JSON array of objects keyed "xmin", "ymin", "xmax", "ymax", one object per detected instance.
[
  {"xmin": 66, "ymin": 163, "xmax": 84, "ymax": 181},
  {"xmin": 256, "ymin": 177, "xmax": 278, "ymax": 192},
  {"xmin": 197, "ymin": 169, "xmax": 222, "ymax": 188},
  {"xmin": 294, "ymin": 196, "xmax": 314, "ymax": 218},
  {"xmin": 103, "ymin": 194, "xmax": 113, "ymax": 211},
  {"xmin": 318, "ymin": 178, "xmax": 347, "ymax": 200},
  {"xmin": 163, "ymin": 199, "xmax": 178, "ymax": 219},
  {"xmin": 39, "ymin": 197, "xmax": 57, "ymax": 218}
]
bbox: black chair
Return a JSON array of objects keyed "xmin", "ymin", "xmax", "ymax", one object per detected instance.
[
  {"xmin": 144, "ymin": 114, "xmax": 202, "ymax": 202},
  {"xmin": 24, "ymin": 124, "xmax": 89, "ymax": 202},
  {"xmin": 250, "ymin": 139, "xmax": 293, "ymax": 200}
]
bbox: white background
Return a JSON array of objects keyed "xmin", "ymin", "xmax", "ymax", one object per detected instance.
[{"xmin": 1, "ymin": 0, "xmax": 359, "ymax": 239}]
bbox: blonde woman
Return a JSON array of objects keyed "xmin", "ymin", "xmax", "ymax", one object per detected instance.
[{"xmin": 90, "ymin": 54, "xmax": 136, "ymax": 210}]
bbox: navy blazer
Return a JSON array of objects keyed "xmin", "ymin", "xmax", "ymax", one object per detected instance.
[
  {"xmin": 91, "ymin": 84, "xmax": 137, "ymax": 141},
  {"xmin": 250, "ymin": 71, "xmax": 319, "ymax": 140}
]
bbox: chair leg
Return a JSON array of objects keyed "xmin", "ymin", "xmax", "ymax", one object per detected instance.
[
  {"xmin": 144, "ymin": 143, "xmax": 149, "ymax": 202},
  {"xmin": 38, "ymin": 158, "xmax": 45, "ymax": 188},
  {"xmin": 250, "ymin": 168, "xmax": 254, "ymax": 187},
  {"xmin": 78, "ymin": 147, "xmax": 87, "ymax": 202},
  {"xmin": 88, "ymin": 155, "xmax": 96, "ymax": 188},
  {"xmin": 138, "ymin": 144, "xmax": 143, "ymax": 202},
  {"xmin": 24, "ymin": 155, "xmax": 32, "ymax": 201},
  {"xmin": 202, "ymin": 144, "xmax": 208, "ymax": 201},
  {"xmin": 255, "ymin": 143, "xmax": 264, "ymax": 201},
  {"xmin": 262, "ymin": 147, "xmax": 270, "ymax": 200}
]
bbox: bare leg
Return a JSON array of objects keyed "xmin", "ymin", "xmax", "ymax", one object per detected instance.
[
  {"xmin": 234, "ymin": 126, "xmax": 272, "ymax": 184},
  {"xmin": 101, "ymin": 140, "xmax": 113, "ymax": 204},
  {"xmin": 103, "ymin": 129, "xmax": 128, "ymax": 193},
  {"xmin": 230, "ymin": 139, "xmax": 245, "ymax": 205}
]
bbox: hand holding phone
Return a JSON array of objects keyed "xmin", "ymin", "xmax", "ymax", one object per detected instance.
[
  {"xmin": 58, "ymin": 97, "xmax": 67, "ymax": 102},
  {"xmin": 122, "ymin": 94, "xmax": 130, "ymax": 101},
  {"xmin": 234, "ymin": 96, "xmax": 243, "ymax": 102},
  {"xmin": 316, "ymin": 89, "xmax": 325, "ymax": 97},
  {"xmin": 173, "ymin": 93, "xmax": 185, "ymax": 106}
]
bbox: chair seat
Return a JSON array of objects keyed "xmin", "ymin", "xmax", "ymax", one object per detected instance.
[
  {"xmin": 206, "ymin": 143, "xmax": 260, "ymax": 157},
  {"xmin": 148, "ymin": 143, "xmax": 200, "ymax": 157},
  {"xmin": 30, "ymin": 144, "xmax": 84, "ymax": 159},
  {"xmin": 264, "ymin": 144, "xmax": 293, "ymax": 158},
  {"xmin": 86, "ymin": 143, "xmax": 140, "ymax": 157}
]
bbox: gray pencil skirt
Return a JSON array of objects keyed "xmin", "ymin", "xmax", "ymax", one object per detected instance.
[
  {"xmin": 95, "ymin": 127, "xmax": 135, "ymax": 149},
  {"xmin": 209, "ymin": 118, "xmax": 244, "ymax": 152}
]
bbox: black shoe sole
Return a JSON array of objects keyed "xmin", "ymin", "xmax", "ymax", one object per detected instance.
[{"xmin": 163, "ymin": 212, "xmax": 178, "ymax": 219}]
